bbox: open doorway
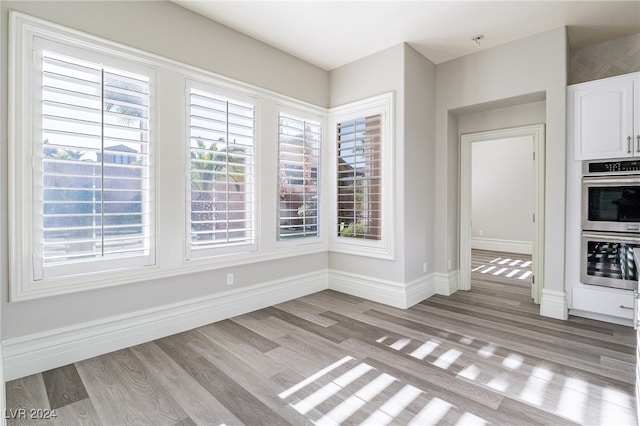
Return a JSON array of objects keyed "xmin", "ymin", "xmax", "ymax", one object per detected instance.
[{"xmin": 459, "ymin": 124, "xmax": 545, "ymax": 303}]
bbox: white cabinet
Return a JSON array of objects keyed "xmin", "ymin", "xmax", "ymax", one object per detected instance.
[
  {"xmin": 565, "ymin": 73, "xmax": 640, "ymax": 326},
  {"xmin": 571, "ymin": 284, "xmax": 635, "ymax": 320},
  {"xmin": 569, "ymin": 72, "xmax": 640, "ymax": 160}
]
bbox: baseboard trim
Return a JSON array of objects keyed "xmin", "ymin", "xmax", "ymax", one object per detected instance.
[
  {"xmin": 540, "ymin": 289, "xmax": 568, "ymax": 320},
  {"xmin": 1, "ymin": 268, "xmax": 463, "ymax": 381},
  {"xmin": 471, "ymin": 237, "xmax": 532, "ymax": 255},
  {"xmin": 328, "ymin": 270, "xmax": 436, "ymax": 309},
  {"xmin": 434, "ymin": 270, "xmax": 459, "ymax": 296},
  {"xmin": 3, "ymin": 270, "xmax": 329, "ymax": 381},
  {"xmin": 406, "ymin": 274, "xmax": 437, "ymax": 307}
]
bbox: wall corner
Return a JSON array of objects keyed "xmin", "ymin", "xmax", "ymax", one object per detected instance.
[{"xmin": 540, "ymin": 288, "xmax": 568, "ymax": 320}]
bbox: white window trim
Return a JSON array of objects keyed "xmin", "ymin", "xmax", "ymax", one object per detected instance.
[
  {"xmin": 9, "ymin": 12, "xmax": 160, "ymax": 301},
  {"xmin": 185, "ymin": 78, "xmax": 259, "ymax": 260},
  {"xmin": 328, "ymin": 92, "xmax": 395, "ymax": 260},
  {"xmin": 8, "ymin": 12, "xmax": 330, "ymax": 302},
  {"xmin": 275, "ymin": 104, "xmax": 326, "ymax": 249}
]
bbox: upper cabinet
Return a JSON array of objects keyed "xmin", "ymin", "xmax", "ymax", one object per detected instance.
[{"xmin": 569, "ymin": 72, "xmax": 640, "ymax": 160}]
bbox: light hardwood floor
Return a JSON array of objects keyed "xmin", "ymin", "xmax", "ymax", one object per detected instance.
[
  {"xmin": 471, "ymin": 249, "xmax": 533, "ymax": 287},
  {"xmin": 5, "ymin": 260, "xmax": 637, "ymax": 425}
]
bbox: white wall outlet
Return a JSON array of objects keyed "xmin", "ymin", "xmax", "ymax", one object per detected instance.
[
  {"xmin": 227, "ymin": 273, "xmax": 234, "ymax": 285},
  {"xmin": 423, "ymin": 262, "xmax": 428, "ymax": 273},
  {"xmin": 479, "ymin": 230, "xmax": 483, "ymax": 236}
]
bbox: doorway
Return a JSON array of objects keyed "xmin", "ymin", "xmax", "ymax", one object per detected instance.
[{"xmin": 459, "ymin": 124, "xmax": 545, "ymax": 303}]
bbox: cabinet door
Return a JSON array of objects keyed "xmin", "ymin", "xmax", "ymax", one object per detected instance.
[
  {"xmin": 572, "ymin": 78, "xmax": 635, "ymax": 160},
  {"xmin": 572, "ymin": 285, "xmax": 634, "ymax": 319}
]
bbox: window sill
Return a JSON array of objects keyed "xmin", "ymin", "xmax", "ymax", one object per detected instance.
[
  {"xmin": 329, "ymin": 240, "xmax": 395, "ymax": 260},
  {"xmin": 10, "ymin": 243, "xmax": 329, "ymax": 302}
]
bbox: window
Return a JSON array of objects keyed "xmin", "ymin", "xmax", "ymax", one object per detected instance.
[
  {"xmin": 187, "ymin": 82, "xmax": 256, "ymax": 258},
  {"xmin": 278, "ymin": 112, "xmax": 321, "ymax": 239},
  {"xmin": 33, "ymin": 38, "xmax": 154, "ymax": 281},
  {"xmin": 336, "ymin": 115, "xmax": 382, "ymax": 240},
  {"xmin": 330, "ymin": 93, "xmax": 394, "ymax": 259},
  {"xmin": 9, "ymin": 12, "xmax": 328, "ymax": 301}
]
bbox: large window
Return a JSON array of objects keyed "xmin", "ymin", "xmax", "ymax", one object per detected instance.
[
  {"xmin": 330, "ymin": 93, "xmax": 394, "ymax": 259},
  {"xmin": 278, "ymin": 112, "xmax": 321, "ymax": 239},
  {"xmin": 187, "ymin": 82, "xmax": 256, "ymax": 257},
  {"xmin": 9, "ymin": 13, "xmax": 329, "ymax": 301},
  {"xmin": 31, "ymin": 38, "xmax": 154, "ymax": 282}
]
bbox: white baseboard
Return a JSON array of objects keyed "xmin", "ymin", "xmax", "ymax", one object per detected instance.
[
  {"xmin": 1, "ymin": 268, "xmax": 459, "ymax": 381},
  {"xmin": 328, "ymin": 270, "xmax": 436, "ymax": 309},
  {"xmin": 471, "ymin": 237, "xmax": 532, "ymax": 255},
  {"xmin": 406, "ymin": 274, "xmax": 437, "ymax": 307},
  {"xmin": 3, "ymin": 271, "xmax": 329, "ymax": 381},
  {"xmin": 434, "ymin": 270, "xmax": 459, "ymax": 296},
  {"xmin": 540, "ymin": 289, "xmax": 568, "ymax": 320}
]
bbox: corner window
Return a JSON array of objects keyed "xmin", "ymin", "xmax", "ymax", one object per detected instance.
[
  {"xmin": 330, "ymin": 93, "xmax": 394, "ymax": 259},
  {"xmin": 278, "ymin": 111, "xmax": 321, "ymax": 240},
  {"xmin": 187, "ymin": 81, "xmax": 256, "ymax": 258},
  {"xmin": 337, "ymin": 115, "xmax": 382, "ymax": 240}
]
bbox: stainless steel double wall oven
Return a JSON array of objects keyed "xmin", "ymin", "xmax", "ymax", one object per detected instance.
[{"xmin": 581, "ymin": 159, "xmax": 640, "ymax": 290}]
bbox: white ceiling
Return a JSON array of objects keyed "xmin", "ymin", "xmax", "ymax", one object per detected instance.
[{"xmin": 173, "ymin": 1, "xmax": 640, "ymax": 71}]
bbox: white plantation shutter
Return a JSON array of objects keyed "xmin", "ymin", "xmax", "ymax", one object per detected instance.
[
  {"xmin": 36, "ymin": 41, "xmax": 153, "ymax": 279},
  {"xmin": 336, "ymin": 114, "xmax": 382, "ymax": 240},
  {"xmin": 188, "ymin": 83, "xmax": 255, "ymax": 256},
  {"xmin": 278, "ymin": 112, "xmax": 321, "ymax": 239}
]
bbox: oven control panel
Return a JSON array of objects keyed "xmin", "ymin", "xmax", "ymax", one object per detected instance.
[{"xmin": 585, "ymin": 160, "xmax": 640, "ymax": 174}]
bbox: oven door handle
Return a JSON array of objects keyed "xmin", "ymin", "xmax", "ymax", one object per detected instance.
[
  {"xmin": 582, "ymin": 232, "xmax": 640, "ymax": 243},
  {"xmin": 582, "ymin": 177, "xmax": 640, "ymax": 184},
  {"xmin": 634, "ymin": 290, "xmax": 638, "ymax": 331}
]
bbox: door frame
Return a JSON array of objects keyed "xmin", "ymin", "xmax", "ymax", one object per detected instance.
[{"xmin": 459, "ymin": 124, "xmax": 545, "ymax": 303}]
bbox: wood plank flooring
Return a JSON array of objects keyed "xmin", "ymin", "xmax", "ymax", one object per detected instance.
[
  {"xmin": 471, "ymin": 249, "xmax": 533, "ymax": 287},
  {"xmin": 5, "ymin": 259, "xmax": 638, "ymax": 425}
]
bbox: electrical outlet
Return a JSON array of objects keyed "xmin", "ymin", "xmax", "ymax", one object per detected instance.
[
  {"xmin": 423, "ymin": 262, "xmax": 428, "ymax": 273},
  {"xmin": 227, "ymin": 273, "xmax": 234, "ymax": 285}
]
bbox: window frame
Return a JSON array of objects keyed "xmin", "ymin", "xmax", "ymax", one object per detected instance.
[
  {"xmin": 9, "ymin": 12, "xmax": 159, "ymax": 301},
  {"xmin": 34, "ymin": 37, "xmax": 156, "ymax": 280},
  {"xmin": 276, "ymin": 105, "xmax": 324, "ymax": 245},
  {"xmin": 329, "ymin": 93, "xmax": 395, "ymax": 259},
  {"xmin": 7, "ymin": 12, "xmax": 331, "ymax": 302},
  {"xmin": 185, "ymin": 78, "xmax": 258, "ymax": 260}
]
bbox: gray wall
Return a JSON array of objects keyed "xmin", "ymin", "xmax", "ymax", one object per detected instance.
[
  {"xmin": 4, "ymin": 1, "xmax": 329, "ymax": 106},
  {"xmin": 435, "ymin": 28, "xmax": 568, "ymax": 298},
  {"xmin": 458, "ymin": 101, "xmax": 546, "ymax": 135},
  {"xmin": 1, "ymin": 1, "xmax": 330, "ymax": 339},
  {"xmin": 328, "ymin": 44, "xmax": 407, "ymax": 282},
  {"xmin": 328, "ymin": 43, "xmax": 436, "ymax": 284},
  {"xmin": 403, "ymin": 45, "xmax": 436, "ymax": 280}
]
